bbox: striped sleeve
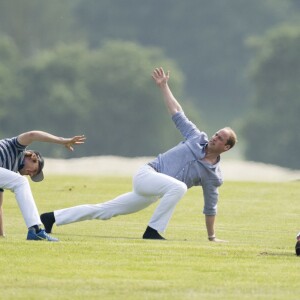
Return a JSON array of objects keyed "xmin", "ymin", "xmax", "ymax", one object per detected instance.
[{"xmin": 0, "ymin": 137, "xmax": 26, "ymax": 171}]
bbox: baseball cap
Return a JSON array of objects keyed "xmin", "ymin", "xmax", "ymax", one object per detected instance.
[{"xmin": 31, "ymin": 151, "xmax": 44, "ymax": 182}]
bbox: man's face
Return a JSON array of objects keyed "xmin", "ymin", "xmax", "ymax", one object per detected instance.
[
  {"xmin": 19, "ymin": 157, "xmax": 40, "ymax": 178},
  {"xmin": 208, "ymin": 128, "xmax": 231, "ymax": 153}
]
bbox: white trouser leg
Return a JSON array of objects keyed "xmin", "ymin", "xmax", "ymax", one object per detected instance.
[
  {"xmin": 55, "ymin": 165, "xmax": 187, "ymax": 233},
  {"xmin": 133, "ymin": 166, "xmax": 187, "ymax": 232},
  {"xmin": 0, "ymin": 167, "xmax": 41, "ymax": 228},
  {"xmin": 55, "ymin": 191, "xmax": 158, "ymax": 225},
  {"xmin": 55, "ymin": 165, "xmax": 159, "ymax": 225}
]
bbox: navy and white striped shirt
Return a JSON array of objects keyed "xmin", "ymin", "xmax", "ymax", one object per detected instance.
[{"xmin": 0, "ymin": 137, "xmax": 26, "ymax": 172}]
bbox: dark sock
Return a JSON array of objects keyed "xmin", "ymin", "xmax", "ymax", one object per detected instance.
[
  {"xmin": 143, "ymin": 226, "xmax": 166, "ymax": 240},
  {"xmin": 40, "ymin": 212, "xmax": 55, "ymax": 234},
  {"xmin": 29, "ymin": 225, "xmax": 41, "ymax": 233}
]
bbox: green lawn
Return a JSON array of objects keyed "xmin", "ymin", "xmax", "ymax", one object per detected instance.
[{"xmin": 0, "ymin": 176, "xmax": 299, "ymax": 300}]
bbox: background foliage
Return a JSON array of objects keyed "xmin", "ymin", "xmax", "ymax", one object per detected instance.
[
  {"xmin": 0, "ymin": 0, "xmax": 300, "ymax": 166},
  {"xmin": 241, "ymin": 26, "xmax": 300, "ymax": 168}
]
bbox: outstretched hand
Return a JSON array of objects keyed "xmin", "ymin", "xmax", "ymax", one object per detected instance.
[
  {"xmin": 152, "ymin": 67, "xmax": 170, "ymax": 87},
  {"xmin": 63, "ymin": 135, "xmax": 86, "ymax": 151}
]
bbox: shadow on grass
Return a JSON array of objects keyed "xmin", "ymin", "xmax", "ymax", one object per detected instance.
[
  {"xmin": 258, "ymin": 251, "xmax": 296, "ymax": 257},
  {"xmin": 53, "ymin": 232, "xmax": 194, "ymax": 242}
]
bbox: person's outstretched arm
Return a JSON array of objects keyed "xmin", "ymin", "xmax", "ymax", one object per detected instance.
[
  {"xmin": 152, "ymin": 67, "xmax": 183, "ymax": 116},
  {"xmin": 17, "ymin": 131, "xmax": 86, "ymax": 151}
]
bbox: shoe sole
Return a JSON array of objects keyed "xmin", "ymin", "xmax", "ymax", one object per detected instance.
[{"xmin": 27, "ymin": 235, "xmax": 58, "ymax": 242}]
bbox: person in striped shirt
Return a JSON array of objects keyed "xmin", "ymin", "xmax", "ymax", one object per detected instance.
[{"xmin": 0, "ymin": 131, "xmax": 85, "ymax": 241}]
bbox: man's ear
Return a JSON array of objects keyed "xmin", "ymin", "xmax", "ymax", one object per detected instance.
[{"xmin": 224, "ymin": 144, "xmax": 231, "ymax": 151}]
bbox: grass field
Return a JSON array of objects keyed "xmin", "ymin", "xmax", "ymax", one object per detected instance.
[{"xmin": 0, "ymin": 176, "xmax": 299, "ymax": 300}]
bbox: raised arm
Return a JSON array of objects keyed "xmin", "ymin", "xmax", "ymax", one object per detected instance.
[
  {"xmin": 17, "ymin": 131, "xmax": 86, "ymax": 151},
  {"xmin": 152, "ymin": 67, "xmax": 183, "ymax": 116}
]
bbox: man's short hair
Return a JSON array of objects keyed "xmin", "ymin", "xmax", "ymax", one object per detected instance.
[{"xmin": 224, "ymin": 127, "xmax": 237, "ymax": 149}]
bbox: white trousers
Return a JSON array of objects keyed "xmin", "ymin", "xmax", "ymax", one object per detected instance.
[
  {"xmin": 55, "ymin": 165, "xmax": 187, "ymax": 232},
  {"xmin": 0, "ymin": 167, "xmax": 41, "ymax": 228}
]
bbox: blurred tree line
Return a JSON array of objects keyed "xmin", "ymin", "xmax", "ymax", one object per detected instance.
[
  {"xmin": 0, "ymin": 0, "xmax": 300, "ymax": 168},
  {"xmin": 241, "ymin": 26, "xmax": 300, "ymax": 169}
]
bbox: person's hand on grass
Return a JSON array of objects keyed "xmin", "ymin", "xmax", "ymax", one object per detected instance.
[{"xmin": 208, "ymin": 237, "xmax": 228, "ymax": 243}]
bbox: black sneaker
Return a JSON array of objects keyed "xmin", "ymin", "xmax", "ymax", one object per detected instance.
[
  {"xmin": 296, "ymin": 232, "xmax": 300, "ymax": 256},
  {"xmin": 143, "ymin": 226, "xmax": 166, "ymax": 240},
  {"xmin": 296, "ymin": 241, "xmax": 300, "ymax": 256}
]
